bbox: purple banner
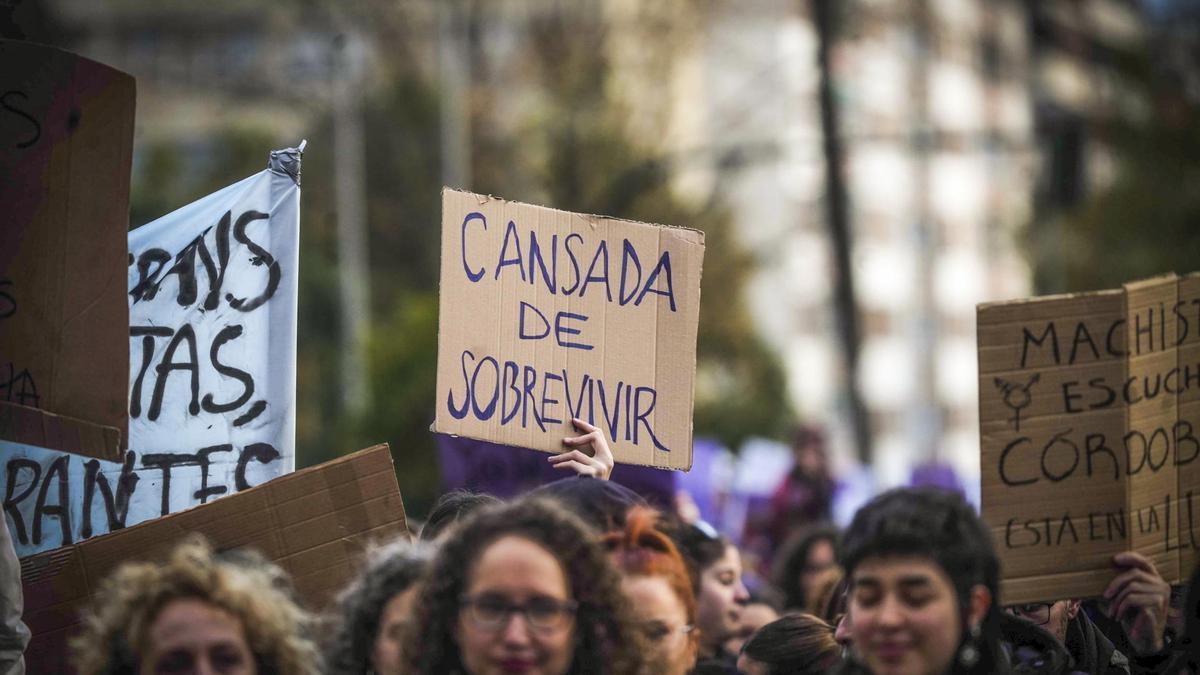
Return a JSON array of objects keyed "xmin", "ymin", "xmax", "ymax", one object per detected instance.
[{"xmin": 436, "ymin": 434, "xmax": 678, "ymax": 507}]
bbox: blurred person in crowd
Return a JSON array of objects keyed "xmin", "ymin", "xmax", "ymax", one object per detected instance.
[
  {"xmin": 326, "ymin": 539, "xmax": 432, "ymax": 675},
  {"xmin": 0, "ymin": 518, "xmax": 28, "ymax": 675},
  {"xmin": 724, "ymin": 600, "xmax": 780, "ymax": 656},
  {"xmin": 774, "ymin": 524, "xmax": 840, "ymax": 614},
  {"xmin": 71, "ymin": 536, "xmax": 319, "ymax": 675},
  {"xmin": 420, "ymin": 490, "xmax": 501, "ymax": 542},
  {"xmin": 671, "ymin": 521, "xmax": 751, "ymax": 670},
  {"xmin": 811, "ymin": 567, "xmax": 846, "ymax": 621},
  {"xmin": 834, "ymin": 488, "xmax": 1006, "ymax": 675},
  {"xmin": 603, "ymin": 507, "xmax": 698, "ymax": 675},
  {"xmin": 1005, "ymin": 551, "xmax": 1181, "ymax": 675},
  {"xmin": 736, "ymin": 613, "xmax": 843, "ymax": 675},
  {"xmin": 402, "ymin": 496, "xmax": 648, "ymax": 675},
  {"xmin": 766, "ymin": 426, "xmax": 835, "ymax": 550},
  {"xmin": 822, "ymin": 573, "xmax": 854, "ymax": 657}
]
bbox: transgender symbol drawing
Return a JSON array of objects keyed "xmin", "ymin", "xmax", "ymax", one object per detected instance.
[{"xmin": 994, "ymin": 374, "xmax": 1040, "ymax": 433}]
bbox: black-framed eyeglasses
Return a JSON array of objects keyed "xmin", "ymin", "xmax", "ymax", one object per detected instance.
[
  {"xmin": 1006, "ymin": 602, "xmax": 1052, "ymax": 625},
  {"xmin": 460, "ymin": 594, "xmax": 578, "ymax": 632}
]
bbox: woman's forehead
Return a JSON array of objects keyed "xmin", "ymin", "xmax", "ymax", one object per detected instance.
[{"xmin": 851, "ymin": 555, "xmax": 953, "ymax": 585}]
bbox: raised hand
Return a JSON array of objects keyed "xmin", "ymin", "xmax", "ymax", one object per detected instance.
[
  {"xmin": 548, "ymin": 417, "xmax": 614, "ymax": 480},
  {"xmin": 1104, "ymin": 551, "xmax": 1170, "ymax": 654}
]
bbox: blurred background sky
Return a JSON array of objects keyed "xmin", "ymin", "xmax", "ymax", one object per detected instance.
[{"xmin": 4, "ymin": 0, "xmax": 1200, "ymax": 520}]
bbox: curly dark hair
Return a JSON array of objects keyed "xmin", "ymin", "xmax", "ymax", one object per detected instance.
[
  {"xmin": 837, "ymin": 487, "xmax": 1007, "ymax": 675},
  {"xmin": 325, "ymin": 538, "xmax": 432, "ymax": 675},
  {"xmin": 402, "ymin": 496, "xmax": 650, "ymax": 675}
]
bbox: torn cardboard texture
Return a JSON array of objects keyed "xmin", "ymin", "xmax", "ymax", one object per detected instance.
[
  {"xmin": 0, "ymin": 41, "xmax": 134, "ymax": 460},
  {"xmin": 979, "ymin": 273, "xmax": 1200, "ymax": 604},
  {"xmin": 20, "ymin": 444, "xmax": 407, "ymax": 673},
  {"xmin": 433, "ymin": 189, "xmax": 705, "ymax": 471}
]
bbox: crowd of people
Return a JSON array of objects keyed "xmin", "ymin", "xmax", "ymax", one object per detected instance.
[{"xmin": 4, "ymin": 424, "xmax": 1200, "ymax": 674}]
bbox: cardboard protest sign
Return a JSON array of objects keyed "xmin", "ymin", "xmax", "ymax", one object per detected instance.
[
  {"xmin": 979, "ymin": 273, "xmax": 1200, "ymax": 603},
  {"xmin": 0, "ymin": 40, "xmax": 135, "ymax": 460},
  {"xmin": 433, "ymin": 189, "xmax": 705, "ymax": 470},
  {"xmin": 2, "ymin": 148, "xmax": 301, "ymax": 557},
  {"xmin": 19, "ymin": 444, "xmax": 407, "ymax": 674}
]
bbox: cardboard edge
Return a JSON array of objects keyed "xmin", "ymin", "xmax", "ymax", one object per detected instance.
[
  {"xmin": 441, "ymin": 186, "xmax": 707, "ymax": 241},
  {"xmin": 0, "ymin": 39, "xmax": 136, "ymax": 83},
  {"xmin": 0, "ymin": 402, "xmax": 121, "ymax": 461},
  {"xmin": 976, "ymin": 287, "xmax": 1124, "ymax": 312},
  {"xmin": 19, "ymin": 444, "xmax": 399, "ymax": 572}
]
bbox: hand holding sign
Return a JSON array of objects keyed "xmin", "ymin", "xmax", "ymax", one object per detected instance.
[
  {"xmin": 549, "ymin": 417, "xmax": 615, "ymax": 480},
  {"xmin": 1103, "ymin": 551, "xmax": 1170, "ymax": 654}
]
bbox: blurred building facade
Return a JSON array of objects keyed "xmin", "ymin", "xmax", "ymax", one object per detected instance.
[
  {"xmin": 595, "ymin": 0, "xmax": 1149, "ymax": 492},
  {"xmin": 593, "ymin": 0, "xmax": 1035, "ymax": 492}
]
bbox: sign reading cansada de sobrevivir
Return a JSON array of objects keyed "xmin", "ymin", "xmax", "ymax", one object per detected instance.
[
  {"xmin": 979, "ymin": 273, "xmax": 1200, "ymax": 604},
  {"xmin": 433, "ymin": 189, "xmax": 705, "ymax": 471}
]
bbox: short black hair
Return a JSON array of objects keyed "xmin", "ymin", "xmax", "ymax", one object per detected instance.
[
  {"xmin": 420, "ymin": 490, "xmax": 501, "ymax": 541},
  {"xmin": 839, "ymin": 487, "xmax": 998, "ymax": 603},
  {"xmin": 839, "ymin": 488, "xmax": 1005, "ymax": 675}
]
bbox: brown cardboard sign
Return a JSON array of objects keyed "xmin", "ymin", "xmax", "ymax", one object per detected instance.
[
  {"xmin": 433, "ymin": 189, "xmax": 705, "ymax": 471},
  {"xmin": 0, "ymin": 40, "xmax": 135, "ymax": 460},
  {"xmin": 979, "ymin": 273, "xmax": 1200, "ymax": 604},
  {"xmin": 19, "ymin": 444, "xmax": 407, "ymax": 673}
]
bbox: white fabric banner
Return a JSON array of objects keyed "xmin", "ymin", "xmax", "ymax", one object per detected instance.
[{"xmin": 3, "ymin": 153, "xmax": 300, "ymax": 557}]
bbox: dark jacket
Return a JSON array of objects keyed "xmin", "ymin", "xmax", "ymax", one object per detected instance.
[
  {"xmin": 1066, "ymin": 610, "xmax": 1131, "ymax": 675},
  {"xmin": 1000, "ymin": 612, "xmax": 1077, "ymax": 675}
]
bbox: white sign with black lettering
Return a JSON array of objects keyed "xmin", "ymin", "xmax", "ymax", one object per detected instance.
[{"xmin": 2, "ymin": 152, "xmax": 300, "ymax": 556}]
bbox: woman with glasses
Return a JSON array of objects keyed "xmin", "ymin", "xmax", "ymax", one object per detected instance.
[
  {"xmin": 402, "ymin": 496, "xmax": 648, "ymax": 675},
  {"xmin": 603, "ymin": 507, "xmax": 698, "ymax": 675}
]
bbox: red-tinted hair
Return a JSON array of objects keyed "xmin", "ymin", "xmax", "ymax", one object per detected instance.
[{"xmin": 603, "ymin": 507, "xmax": 697, "ymax": 623}]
